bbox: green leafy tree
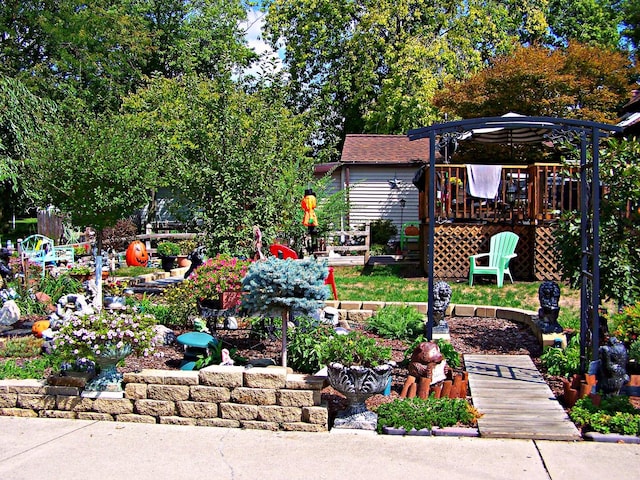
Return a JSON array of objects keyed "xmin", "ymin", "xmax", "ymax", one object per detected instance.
[
  {"xmin": 27, "ymin": 113, "xmax": 158, "ymax": 252},
  {"xmin": 555, "ymin": 137, "xmax": 640, "ymax": 308},
  {"xmin": 121, "ymin": 73, "xmax": 316, "ymax": 257},
  {"xmin": 0, "ymin": 75, "xmax": 56, "ymax": 223},
  {"xmin": 262, "ymin": 0, "xmax": 549, "ymax": 154},
  {"xmin": 546, "ymin": 0, "xmax": 622, "ymax": 49}
]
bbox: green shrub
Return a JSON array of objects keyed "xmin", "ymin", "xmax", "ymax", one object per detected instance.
[
  {"xmin": 317, "ymin": 330, "xmax": 391, "ymax": 368},
  {"xmin": 436, "ymin": 338, "xmax": 461, "ymax": 369},
  {"xmin": 608, "ymin": 304, "xmax": 640, "ymax": 345},
  {"xmin": 629, "ymin": 339, "xmax": 640, "ymax": 363},
  {"xmin": 366, "ymin": 305, "xmax": 424, "ymax": 341},
  {"xmin": 156, "ymin": 241, "xmax": 181, "ymax": 257},
  {"xmin": 0, "ymin": 337, "xmax": 44, "ymax": 357},
  {"xmin": 540, "ymin": 335, "xmax": 580, "ymax": 377},
  {"xmin": 375, "ymin": 395, "xmax": 481, "ymax": 433},
  {"xmin": 570, "ymin": 396, "xmax": 640, "ymax": 436},
  {"xmin": 287, "ymin": 319, "xmax": 333, "ymax": 374},
  {"xmin": 370, "ymin": 219, "xmax": 397, "ymax": 246},
  {"xmin": 0, "ymin": 355, "xmax": 61, "ymax": 379},
  {"xmin": 160, "ymin": 283, "xmax": 198, "ymax": 328}
]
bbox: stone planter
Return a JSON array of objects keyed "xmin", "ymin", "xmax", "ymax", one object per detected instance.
[{"xmin": 327, "ymin": 362, "xmax": 393, "ymax": 430}]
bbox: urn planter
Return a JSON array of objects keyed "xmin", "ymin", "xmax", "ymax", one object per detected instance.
[{"xmin": 327, "ymin": 362, "xmax": 393, "ymax": 430}]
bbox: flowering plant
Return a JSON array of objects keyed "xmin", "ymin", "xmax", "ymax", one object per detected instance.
[
  {"xmin": 188, "ymin": 254, "xmax": 251, "ymax": 299},
  {"xmin": 54, "ymin": 308, "xmax": 162, "ymax": 361}
]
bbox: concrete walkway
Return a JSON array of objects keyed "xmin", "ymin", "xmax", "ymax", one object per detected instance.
[{"xmin": 1, "ymin": 417, "xmax": 638, "ymax": 480}]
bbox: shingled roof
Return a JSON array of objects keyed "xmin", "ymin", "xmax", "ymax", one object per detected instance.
[{"xmin": 340, "ymin": 134, "xmax": 434, "ymax": 164}]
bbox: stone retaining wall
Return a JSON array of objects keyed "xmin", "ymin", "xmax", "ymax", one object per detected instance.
[
  {"xmin": 0, "ymin": 303, "xmax": 562, "ymax": 431},
  {"xmin": 0, "ymin": 366, "xmax": 329, "ymax": 432},
  {"xmin": 326, "ymin": 300, "xmax": 564, "ymax": 348}
]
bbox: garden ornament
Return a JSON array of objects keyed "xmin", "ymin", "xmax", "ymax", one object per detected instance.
[
  {"xmin": 253, "ymin": 226, "xmax": 265, "ymax": 261},
  {"xmin": 0, "ymin": 247, "xmax": 13, "ymax": 284},
  {"xmin": 125, "ymin": 240, "xmax": 149, "ymax": 267},
  {"xmin": 184, "ymin": 246, "xmax": 206, "ymax": 279},
  {"xmin": 537, "ymin": 281, "xmax": 563, "ymax": 334},
  {"xmin": 401, "ymin": 341, "xmax": 448, "ymax": 399},
  {"xmin": 0, "ymin": 299, "xmax": 20, "ymax": 326},
  {"xmin": 598, "ymin": 337, "xmax": 629, "ymax": 395},
  {"xmin": 301, "ymin": 188, "xmax": 318, "ymax": 232},
  {"xmin": 432, "ymin": 281, "xmax": 452, "ymax": 326}
]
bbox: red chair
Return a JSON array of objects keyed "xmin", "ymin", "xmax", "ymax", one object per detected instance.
[
  {"xmin": 269, "ymin": 244, "xmax": 299, "ymax": 259},
  {"xmin": 268, "ymin": 244, "xmax": 338, "ymax": 300}
]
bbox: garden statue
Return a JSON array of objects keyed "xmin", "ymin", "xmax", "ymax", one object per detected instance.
[
  {"xmin": 537, "ymin": 281, "xmax": 563, "ymax": 334},
  {"xmin": 183, "ymin": 246, "xmax": 206, "ymax": 279},
  {"xmin": 598, "ymin": 337, "xmax": 629, "ymax": 395},
  {"xmin": 432, "ymin": 281, "xmax": 452, "ymax": 327},
  {"xmin": 401, "ymin": 341, "xmax": 447, "ymax": 399}
]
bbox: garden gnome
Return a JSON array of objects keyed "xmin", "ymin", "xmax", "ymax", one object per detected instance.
[
  {"xmin": 538, "ymin": 281, "xmax": 563, "ymax": 334},
  {"xmin": 401, "ymin": 341, "xmax": 447, "ymax": 399}
]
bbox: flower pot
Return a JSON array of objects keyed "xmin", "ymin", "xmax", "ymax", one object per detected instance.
[
  {"xmin": 197, "ymin": 291, "xmax": 242, "ymax": 314},
  {"xmin": 327, "ymin": 362, "xmax": 393, "ymax": 430},
  {"xmin": 160, "ymin": 255, "xmax": 176, "ymax": 272},
  {"xmin": 176, "ymin": 255, "xmax": 191, "ymax": 268}
]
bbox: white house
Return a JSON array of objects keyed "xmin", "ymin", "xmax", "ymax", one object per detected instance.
[{"xmin": 316, "ymin": 134, "xmax": 438, "ymax": 241}]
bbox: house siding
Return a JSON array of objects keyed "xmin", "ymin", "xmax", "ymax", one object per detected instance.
[{"xmin": 346, "ymin": 166, "xmax": 420, "ymax": 237}]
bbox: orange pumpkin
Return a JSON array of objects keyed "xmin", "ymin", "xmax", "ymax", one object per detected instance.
[
  {"xmin": 126, "ymin": 241, "xmax": 149, "ymax": 267},
  {"xmin": 32, "ymin": 320, "xmax": 50, "ymax": 338}
]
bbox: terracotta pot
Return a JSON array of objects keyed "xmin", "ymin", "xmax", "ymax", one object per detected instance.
[{"xmin": 176, "ymin": 255, "xmax": 191, "ymax": 268}]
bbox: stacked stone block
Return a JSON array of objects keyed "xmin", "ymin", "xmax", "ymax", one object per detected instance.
[{"xmin": 0, "ymin": 367, "xmax": 328, "ymax": 432}]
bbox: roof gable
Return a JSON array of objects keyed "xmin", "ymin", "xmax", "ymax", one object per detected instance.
[{"xmin": 340, "ymin": 134, "xmax": 432, "ymax": 164}]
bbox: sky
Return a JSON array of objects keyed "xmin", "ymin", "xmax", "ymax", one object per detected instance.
[{"xmin": 241, "ymin": 7, "xmax": 284, "ymax": 73}]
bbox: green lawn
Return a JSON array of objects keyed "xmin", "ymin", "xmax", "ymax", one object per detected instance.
[{"xmin": 333, "ymin": 264, "xmax": 583, "ymax": 331}]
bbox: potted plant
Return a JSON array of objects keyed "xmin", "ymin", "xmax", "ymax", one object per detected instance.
[
  {"xmin": 53, "ymin": 307, "xmax": 162, "ymax": 393},
  {"xmin": 156, "ymin": 241, "xmax": 180, "ymax": 271},
  {"xmin": 188, "ymin": 254, "xmax": 251, "ymax": 311},
  {"xmin": 177, "ymin": 239, "xmax": 198, "ymax": 268},
  {"xmin": 317, "ymin": 330, "xmax": 394, "ymax": 430},
  {"xmin": 66, "ymin": 264, "xmax": 93, "ymax": 282}
]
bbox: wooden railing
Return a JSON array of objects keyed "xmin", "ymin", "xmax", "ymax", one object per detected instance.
[
  {"xmin": 316, "ymin": 226, "xmax": 371, "ymax": 263},
  {"xmin": 419, "ymin": 163, "xmax": 580, "ymax": 223}
]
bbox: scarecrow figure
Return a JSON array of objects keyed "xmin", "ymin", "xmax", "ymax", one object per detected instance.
[
  {"xmin": 301, "ymin": 189, "xmax": 319, "ymax": 254},
  {"xmin": 301, "ymin": 189, "xmax": 318, "ymax": 232}
]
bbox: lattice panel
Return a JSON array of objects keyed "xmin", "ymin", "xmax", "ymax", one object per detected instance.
[
  {"xmin": 422, "ymin": 224, "xmax": 535, "ymax": 281},
  {"xmin": 534, "ymin": 223, "xmax": 562, "ymax": 282}
]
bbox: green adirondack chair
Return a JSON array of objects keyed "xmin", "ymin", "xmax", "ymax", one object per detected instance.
[{"xmin": 469, "ymin": 231, "xmax": 519, "ymax": 288}]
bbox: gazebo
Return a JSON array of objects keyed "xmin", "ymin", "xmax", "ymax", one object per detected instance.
[{"xmin": 407, "ymin": 115, "xmax": 622, "ymax": 373}]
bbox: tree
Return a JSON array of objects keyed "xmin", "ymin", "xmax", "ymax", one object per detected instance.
[
  {"xmin": 262, "ymin": 0, "xmax": 549, "ymax": 155},
  {"xmin": 121, "ymin": 73, "xmax": 317, "ymax": 257},
  {"xmin": 546, "ymin": 0, "xmax": 622, "ymax": 49},
  {"xmin": 0, "ymin": 75, "xmax": 56, "ymax": 223},
  {"xmin": 621, "ymin": 0, "xmax": 640, "ymax": 55},
  {"xmin": 434, "ymin": 43, "xmax": 637, "ymax": 124},
  {"xmin": 555, "ymin": 137, "xmax": 640, "ymax": 308},
  {"xmin": 27, "ymin": 113, "xmax": 158, "ymax": 253},
  {"xmin": 0, "ymin": 0, "xmax": 258, "ymax": 116}
]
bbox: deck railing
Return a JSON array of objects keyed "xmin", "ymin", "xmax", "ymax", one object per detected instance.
[{"xmin": 419, "ymin": 163, "xmax": 581, "ymax": 223}]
